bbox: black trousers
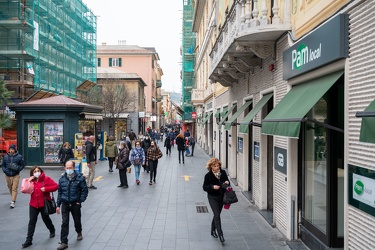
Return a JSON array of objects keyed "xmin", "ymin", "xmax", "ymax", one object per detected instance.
[
  {"xmin": 166, "ymin": 146, "xmax": 171, "ymax": 155},
  {"xmin": 60, "ymin": 202, "xmax": 82, "ymax": 244},
  {"xmin": 191, "ymin": 144, "xmax": 195, "ymax": 156},
  {"xmin": 119, "ymin": 168, "xmax": 128, "ymax": 186},
  {"xmin": 108, "ymin": 157, "xmax": 115, "ymax": 170},
  {"xmin": 208, "ymin": 194, "xmax": 224, "ymax": 236},
  {"xmin": 178, "ymin": 150, "xmax": 184, "ymax": 163},
  {"xmin": 148, "ymin": 160, "xmax": 158, "ymax": 181},
  {"xmin": 26, "ymin": 206, "xmax": 55, "ymax": 242}
]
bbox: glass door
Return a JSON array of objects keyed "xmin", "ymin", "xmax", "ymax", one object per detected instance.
[{"xmin": 43, "ymin": 122, "xmax": 63, "ymax": 163}]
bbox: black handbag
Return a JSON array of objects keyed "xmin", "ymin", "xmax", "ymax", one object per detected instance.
[
  {"xmin": 223, "ymin": 187, "xmax": 238, "ymax": 204},
  {"xmin": 44, "ymin": 192, "xmax": 56, "ymax": 215}
]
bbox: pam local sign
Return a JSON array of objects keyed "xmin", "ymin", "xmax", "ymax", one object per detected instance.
[
  {"xmin": 283, "ymin": 14, "xmax": 348, "ymax": 80},
  {"xmin": 353, "ymin": 173, "xmax": 375, "ymax": 209}
]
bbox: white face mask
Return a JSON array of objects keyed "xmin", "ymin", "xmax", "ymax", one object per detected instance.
[{"xmin": 33, "ymin": 172, "xmax": 41, "ymax": 178}]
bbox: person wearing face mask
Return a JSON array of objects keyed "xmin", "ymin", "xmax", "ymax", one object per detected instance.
[
  {"xmin": 56, "ymin": 160, "xmax": 88, "ymax": 250},
  {"xmin": 203, "ymin": 158, "xmax": 230, "ymax": 243},
  {"xmin": 146, "ymin": 141, "xmax": 163, "ymax": 185},
  {"xmin": 141, "ymin": 135, "xmax": 151, "ymax": 172},
  {"xmin": 130, "ymin": 140, "xmax": 145, "ymax": 185},
  {"xmin": 117, "ymin": 141, "xmax": 130, "ymax": 188},
  {"xmin": 21, "ymin": 166, "xmax": 58, "ymax": 248}
]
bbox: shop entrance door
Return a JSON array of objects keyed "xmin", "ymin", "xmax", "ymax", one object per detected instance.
[{"xmin": 25, "ymin": 122, "xmax": 42, "ymax": 166}]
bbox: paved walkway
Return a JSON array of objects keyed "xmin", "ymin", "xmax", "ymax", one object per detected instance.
[{"xmin": 0, "ymin": 143, "xmax": 296, "ymax": 250}]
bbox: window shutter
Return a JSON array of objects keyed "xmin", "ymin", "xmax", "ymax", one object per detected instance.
[
  {"xmin": 109, "ymin": 58, "xmax": 112, "ymax": 67},
  {"xmin": 97, "ymin": 58, "xmax": 101, "ymax": 67},
  {"xmin": 119, "ymin": 58, "xmax": 122, "ymax": 67}
]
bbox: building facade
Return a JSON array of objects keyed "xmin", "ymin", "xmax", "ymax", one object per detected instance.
[
  {"xmin": 192, "ymin": 0, "xmax": 375, "ymax": 249},
  {"xmin": 97, "ymin": 43, "xmax": 163, "ymax": 131}
]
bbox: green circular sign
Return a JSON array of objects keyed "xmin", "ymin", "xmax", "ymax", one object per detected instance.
[{"xmin": 354, "ymin": 180, "xmax": 364, "ymax": 195}]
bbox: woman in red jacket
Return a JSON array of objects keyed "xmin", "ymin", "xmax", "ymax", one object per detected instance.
[{"xmin": 22, "ymin": 166, "xmax": 58, "ymax": 248}]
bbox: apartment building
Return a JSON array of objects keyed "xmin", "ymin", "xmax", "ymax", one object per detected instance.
[{"xmin": 192, "ymin": 0, "xmax": 375, "ymax": 249}]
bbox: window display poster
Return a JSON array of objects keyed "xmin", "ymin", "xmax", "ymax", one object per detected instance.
[
  {"xmin": 28, "ymin": 123, "xmax": 40, "ymax": 148},
  {"xmin": 74, "ymin": 133, "xmax": 84, "ymax": 159},
  {"xmin": 44, "ymin": 122, "xmax": 63, "ymax": 163}
]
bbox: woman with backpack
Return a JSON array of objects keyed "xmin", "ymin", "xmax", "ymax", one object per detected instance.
[{"xmin": 130, "ymin": 140, "xmax": 145, "ymax": 185}]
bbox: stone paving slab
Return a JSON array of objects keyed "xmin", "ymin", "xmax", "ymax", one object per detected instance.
[{"xmin": 0, "ymin": 143, "xmax": 305, "ymax": 249}]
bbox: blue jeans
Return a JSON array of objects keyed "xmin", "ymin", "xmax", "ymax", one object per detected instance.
[{"xmin": 134, "ymin": 164, "xmax": 141, "ymax": 181}]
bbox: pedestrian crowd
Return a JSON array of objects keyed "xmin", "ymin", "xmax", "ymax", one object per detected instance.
[{"xmin": 1, "ymin": 127, "xmax": 232, "ymax": 250}]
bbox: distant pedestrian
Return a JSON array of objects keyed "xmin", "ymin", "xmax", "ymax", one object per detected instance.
[
  {"xmin": 189, "ymin": 136, "xmax": 196, "ymax": 156},
  {"xmin": 117, "ymin": 141, "xmax": 130, "ymax": 188},
  {"xmin": 184, "ymin": 129, "xmax": 191, "ymax": 138},
  {"xmin": 130, "ymin": 140, "xmax": 145, "ymax": 185},
  {"xmin": 138, "ymin": 132, "xmax": 144, "ymax": 141},
  {"xmin": 129, "ymin": 129, "xmax": 137, "ymax": 148},
  {"xmin": 203, "ymin": 158, "xmax": 229, "ymax": 243},
  {"xmin": 58, "ymin": 142, "xmax": 74, "ymax": 166},
  {"xmin": 56, "ymin": 160, "xmax": 88, "ymax": 250},
  {"xmin": 85, "ymin": 135, "xmax": 97, "ymax": 189},
  {"xmin": 175, "ymin": 133, "xmax": 185, "ymax": 164},
  {"xmin": 164, "ymin": 135, "xmax": 172, "ymax": 156},
  {"xmin": 169, "ymin": 130, "xmax": 175, "ymax": 147},
  {"xmin": 105, "ymin": 136, "xmax": 118, "ymax": 172},
  {"xmin": 146, "ymin": 141, "xmax": 163, "ymax": 185},
  {"xmin": 21, "ymin": 166, "xmax": 58, "ymax": 248},
  {"xmin": 2, "ymin": 144, "xmax": 25, "ymax": 208}
]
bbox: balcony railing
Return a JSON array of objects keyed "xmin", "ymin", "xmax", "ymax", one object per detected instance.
[
  {"xmin": 191, "ymin": 88, "xmax": 204, "ymax": 105},
  {"xmin": 209, "ymin": 0, "xmax": 291, "ymax": 87}
]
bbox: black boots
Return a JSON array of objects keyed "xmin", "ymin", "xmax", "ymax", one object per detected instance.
[
  {"xmin": 211, "ymin": 230, "xmax": 218, "ymax": 238},
  {"xmin": 219, "ymin": 235, "xmax": 225, "ymax": 243},
  {"xmin": 22, "ymin": 241, "xmax": 32, "ymax": 248}
]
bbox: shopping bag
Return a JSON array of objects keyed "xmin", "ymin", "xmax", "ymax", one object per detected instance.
[
  {"xmin": 126, "ymin": 167, "xmax": 132, "ymax": 173},
  {"xmin": 44, "ymin": 193, "xmax": 56, "ymax": 215},
  {"xmin": 223, "ymin": 187, "xmax": 238, "ymax": 204},
  {"xmin": 185, "ymin": 147, "xmax": 190, "ymax": 155},
  {"xmin": 21, "ymin": 178, "xmax": 34, "ymax": 194}
]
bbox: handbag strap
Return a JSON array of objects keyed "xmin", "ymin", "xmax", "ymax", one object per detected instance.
[{"xmin": 42, "ymin": 180, "xmax": 54, "ymax": 198}]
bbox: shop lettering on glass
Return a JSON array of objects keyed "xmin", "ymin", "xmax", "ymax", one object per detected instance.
[{"xmin": 274, "ymin": 147, "xmax": 287, "ymax": 174}]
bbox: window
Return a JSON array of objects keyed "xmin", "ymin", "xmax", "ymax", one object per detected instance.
[
  {"xmin": 97, "ymin": 58, "xmax": 101, "ymax": 67},
  {"xmin": 109, "ymin": 58, "xmax": 122, "ymax": 67}
]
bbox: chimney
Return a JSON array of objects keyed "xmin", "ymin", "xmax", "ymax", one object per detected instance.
[
  {"xmin": 102, "ymin": 42, "xmax": 107, "ymax": 46},
  {"xmin": 118, "ymin": 40, "xmax": 126, "ymax": 45}
]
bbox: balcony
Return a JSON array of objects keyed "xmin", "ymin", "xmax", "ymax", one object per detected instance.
[
  {"xmin": 209, "ymin": 0, "xmax": 291, "ymax": 87},
  {"xmin": 156, "ymin": 80, "xmax": 162, "ymax": 88},
  {"xmin": 191, "ymin": 88, "xmax": 204, "ymax": 106},
  {"xmin": 156, "ymin": 96, "xmax": 163, "ymax": 102}
]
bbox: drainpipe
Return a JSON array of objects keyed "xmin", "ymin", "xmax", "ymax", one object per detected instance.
[{"xmin": 291, "ymin": 195, "xmax": 296, "ymax": 240}]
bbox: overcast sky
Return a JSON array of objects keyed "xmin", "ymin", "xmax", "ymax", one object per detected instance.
[{"xmin": 83, "ymin": 0, "xmax": 183, "ymax": 93}]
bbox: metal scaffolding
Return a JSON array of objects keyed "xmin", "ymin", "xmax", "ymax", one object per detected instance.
[
  {"xmin": 181, "ymin": 0, "xmax": 195, "ymax": 121},
  {"xmin": 0, "ymin": 0, "xmax": 97, "ymax": 99}
]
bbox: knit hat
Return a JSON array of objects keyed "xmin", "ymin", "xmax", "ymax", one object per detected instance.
[{"xmin": 9, "ymin": 144, "xmax": 16, "ymax": 151}]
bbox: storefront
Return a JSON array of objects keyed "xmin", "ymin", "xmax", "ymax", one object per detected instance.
[
  {"xmin": 10, "ymin": 95, "xmax": 102, "ymax": 166},
  {"xmin": 260, "ymin": 14, "xmax": 348, "ymax": 249}
]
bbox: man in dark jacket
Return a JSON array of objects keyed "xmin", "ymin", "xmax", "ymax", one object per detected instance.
[
  {"xmin": 56, "ymin": 160, "xmax": 88, "ymax": 250},
  {"xmin": 2, "ymin": 144, "xmax": 25, "ymax": 208},
  {"xmin": 85, "ymin": 136, "xmax": 97, "ymax": 189},
  {"xmin": 189, "ymin": 136, "xmax": 196, "ymax": 156}
]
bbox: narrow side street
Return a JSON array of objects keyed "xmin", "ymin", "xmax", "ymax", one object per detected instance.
[{"xmin": 1, "ymin": 144, "xmax": 294, "ymax": 250}]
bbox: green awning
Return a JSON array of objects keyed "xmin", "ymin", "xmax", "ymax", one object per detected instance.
[
  {"xmin": 218, "ymin": 104, "xmax": 237, "ymax": 128},
  {"xmin": 224, "ymin": 100, "xmax": 253, "ymax": 130},
  {"xmin": 239, "ymin": 93, "xmax": 273, "ymax": 133},
  {"xmin": 261, "ymin": 71, "xmax": 343, "ymax": 138},
  {"xmin": 221, "ymin": 106, "xmax": 228, "ymax": 117},
  {"xmin": 202, "ymin": 111, "xmax": 213, "ymax": 124},
  {"xmin": 357, "ymin": 99, "xmax": 375, "ymax": 143},
  {"xmin": 214, "ymin": 108, "xmax": 221, "ymax": 118}
]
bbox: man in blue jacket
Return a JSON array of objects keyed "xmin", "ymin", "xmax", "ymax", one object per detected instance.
[
  {"xmin": 1, "ymin": 144, "xmax": 25, "ymax": 208},
  {"xmin": 56, "ymin": 160, "xmax": 88, "ymax": 250}
]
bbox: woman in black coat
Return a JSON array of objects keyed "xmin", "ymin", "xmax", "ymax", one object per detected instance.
[
  {"xmin": 175, "ymin": 133, "xmax": 185, "ymax": 164},
  {"xmin": 202, "ymin": 158, "xmax": 229, "ymax": 243},
  {"xmin": 58, "ymin": 142, "xmax": 74, "ymax": 166},
  {"xmin": 117, "ymin": 141, "xmax": 129, "ymax": 188}
]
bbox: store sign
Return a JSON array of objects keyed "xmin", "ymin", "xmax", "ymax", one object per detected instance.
[
  {"xmin": 274, "ymin": 147, "xmax": 287, "ymax": 174},
  {"xmin": 353, "ymin": 174, "xmax": 375, "ymax": 209},
  {"xmin": 283, "ymin": 14, "xmax": 348, "ymax": 80},
  {"xmin": 192, "ymin": 112, "xmax": 197, "ymax": 119}
]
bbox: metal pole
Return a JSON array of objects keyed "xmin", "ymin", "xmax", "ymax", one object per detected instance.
[{"xmin": 291, "ymin": 195, "xmax": 296, "ymax": 240}]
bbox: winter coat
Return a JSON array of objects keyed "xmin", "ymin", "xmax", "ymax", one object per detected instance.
[
  {"xmin": 117, "ymin": 146, "xmax": 129, "ymax": 169},
  {"xmin": 147, "ymin": 146, "xmax": 162, "ymax": 161},
  {"xmin": 175, "ymin": 137, "xmax": 185, "ymax": 151},
  {"xmin": 142, "ymin": 139, "xmax": 151, "ymax": 155},
  {"xmin": 85, "ymin": 140, "xmax": 96, "ymax": 163},
  {"xmin": 164, "ymin": 137, "xmax": 171, "ymax": 148},
  {"xmin": 130, "ymin": 147, "xmax": 145, "ymax": 165},
  {"xmin": 58, "ymin": 147, "xmax": 74, "ymax": 164},
  {"xmin": 56, "ymin": 172, "xmax": 88, "ymax": 207},
  {"xmin": 29, "ymin": 172, "xmax": 58, "ymax": 209},
  {"xmin": 105, "ymin": 141, "xmax": 118, "ymax": 158},
  {"xmin": 2, "ymin": 152, "xmax": 25, "ymax": 177},
  {"xmin": 203, "ymin": 169, "xmax": 230, "ymax": 197}
]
